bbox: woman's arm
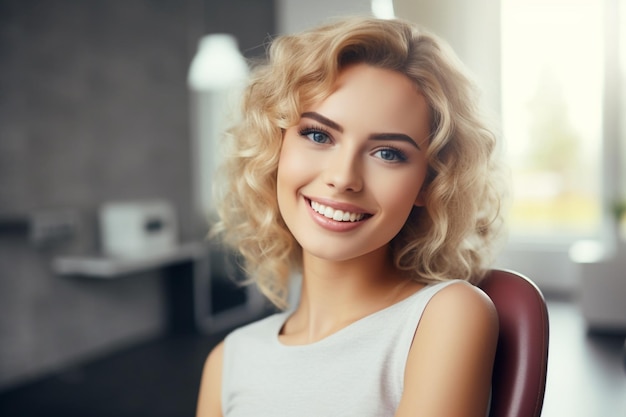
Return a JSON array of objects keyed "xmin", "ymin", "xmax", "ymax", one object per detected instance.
[
  {"xmin": 196, "ymin": 341, "xmax": 225, "ymax": 417},
  {"xmin": 395, "ymin": 281, "xmax": 498, "ymax": 417}
]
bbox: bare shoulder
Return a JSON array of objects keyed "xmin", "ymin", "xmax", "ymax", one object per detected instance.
[
  {"xmin": 426, "ymin": 280, "xmax": 498, "ymax": 326},
  {"xmin": 395, "ymin": 281, "xmax": 498, "ymax": 417},
  {"xmin": 196, "ymin": 341, "xmax": 225, "ymax": 417},
  {"xmin": 415, "ymin": 280, "xmax": 499, "ymax": 370},
  {"xmin": 206, "ymin": 340, "xmax": 225, "ymax": 370}
]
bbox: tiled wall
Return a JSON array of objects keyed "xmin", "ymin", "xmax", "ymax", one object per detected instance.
[{"xmin": 0, "ymin": 0, "xmax": 275, "ymax": 390}]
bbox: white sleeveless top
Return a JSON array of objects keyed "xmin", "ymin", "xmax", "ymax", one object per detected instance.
[{"xmin": 221, "ymin": 280, "xmax": 460, "ymax": 417}]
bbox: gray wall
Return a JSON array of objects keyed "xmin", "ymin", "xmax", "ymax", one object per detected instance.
[{"xmin": 0, "ymin": 0, "xmax": 275, "ymax": 391}]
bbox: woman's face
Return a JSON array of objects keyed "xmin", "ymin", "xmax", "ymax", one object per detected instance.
[{"xmin": 277, "ymin": 63, "xmax": 430, "ymax": 263}]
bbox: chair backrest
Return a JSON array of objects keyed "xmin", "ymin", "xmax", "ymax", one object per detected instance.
[{"xmin": 478, "ymin": 269, "xmax": 549, "ymax": 417}]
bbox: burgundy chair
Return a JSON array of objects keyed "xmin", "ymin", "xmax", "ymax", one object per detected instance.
[{"xmin": 479, "ymin": 269, "xmax": 550, "ymax": 417}]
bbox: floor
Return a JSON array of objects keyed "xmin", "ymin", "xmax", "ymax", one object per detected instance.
[
  {"xmin": 541, "ymin": 298, "xmax": 626, "ymax": 417},
  {"xmin": 0, "ymin": 298, "xmax": 625, "ymax": 417},
  {"xmin": 0, "ymin": 332, "xmax": 225, "ymax": 417}
]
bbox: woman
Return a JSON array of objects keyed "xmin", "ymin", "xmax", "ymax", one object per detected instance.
[{"xmin": 197, "ymin": 16, "xmax": 506, "ymax": 417}]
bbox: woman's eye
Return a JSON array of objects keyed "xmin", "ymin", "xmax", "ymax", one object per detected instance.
[
  {"xmin": 300, "ymin": 129, "xmax": 331, "ymax": 144},
  {"xmin": 375, "ymin": 148, "xmax": 407, "ymax": 162}
]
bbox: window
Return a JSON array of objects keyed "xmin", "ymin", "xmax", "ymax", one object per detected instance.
[{"xmin": 501, "ymin": 0, "xmax": 605, "ymax": 241}]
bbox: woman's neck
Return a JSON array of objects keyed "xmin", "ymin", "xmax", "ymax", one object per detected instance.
[{"xmin": 280, "ymin": 246, "xmax": 422, "ymax": 345}]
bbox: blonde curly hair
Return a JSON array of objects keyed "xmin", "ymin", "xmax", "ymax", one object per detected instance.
[{"xmin": 212, "ymin": 16, "xmax": 507, "ymax": 309}]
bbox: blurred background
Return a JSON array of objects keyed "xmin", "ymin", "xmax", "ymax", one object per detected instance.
[{"xmin": 0, "ymin": 0, "xmax": 625, "ymax": 416}]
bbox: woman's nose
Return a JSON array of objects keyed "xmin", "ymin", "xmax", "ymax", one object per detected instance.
[{"xmin": 323, "ymin": 148, "xmax": 363, "ymax": 193}]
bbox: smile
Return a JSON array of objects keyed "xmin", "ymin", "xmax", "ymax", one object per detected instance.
[{"xmin": 309, "ymin": 200, "xmax": 368, "ymax": 222}]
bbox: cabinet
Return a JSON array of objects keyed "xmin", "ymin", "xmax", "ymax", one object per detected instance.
[{"xmin": 53, "ymin": 241, "xmax": 269, "ymax": 334}]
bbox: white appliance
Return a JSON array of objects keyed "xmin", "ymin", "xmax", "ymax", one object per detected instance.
[{"xmin": 99, "ymin": 200, "xmax": 178, "ymax": 258}]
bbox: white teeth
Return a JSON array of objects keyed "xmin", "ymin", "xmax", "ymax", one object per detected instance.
[{"xmin": 310, "ymin": 200, "xmax": 365, "ymax": 222}]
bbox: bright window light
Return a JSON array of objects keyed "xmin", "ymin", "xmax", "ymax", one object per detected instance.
[
  {"xmin": 371, "ymin": 0, "xmax": 395, "ymax": 19},
  {"xmin": 501, "ymin": 0, "xmax": 604, "ymax": 240}
]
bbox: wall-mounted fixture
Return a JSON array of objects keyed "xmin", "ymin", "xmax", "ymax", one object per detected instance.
[
  {"xmin": 0, "ymin": 209, "xmax": 78, "ymax": 246},
  {"xmin": 99, "ymin": 200, "xmax": 177, "ymax": 258}
]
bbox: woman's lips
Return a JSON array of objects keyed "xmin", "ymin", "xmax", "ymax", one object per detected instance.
[
  {"xmin": 309, "ymin": 199, "xmax": 367, "ymax": 222},
  {"xmin": 305, "ymin": 197, "xmax": 372, "ymax": 231}
]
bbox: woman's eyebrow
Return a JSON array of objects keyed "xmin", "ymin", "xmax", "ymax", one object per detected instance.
[
  {"xmin": 301, "ymin": 112, "xmax": 343, "ymax": 132},
  {"xmin": 369, "ymin": 133, "xmax": 421, "ymax": 150}
]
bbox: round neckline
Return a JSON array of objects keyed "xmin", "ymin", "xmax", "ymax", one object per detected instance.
[{"xmin": 273, "ymin": 281, "xmax": 441, "ymax": 349}]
